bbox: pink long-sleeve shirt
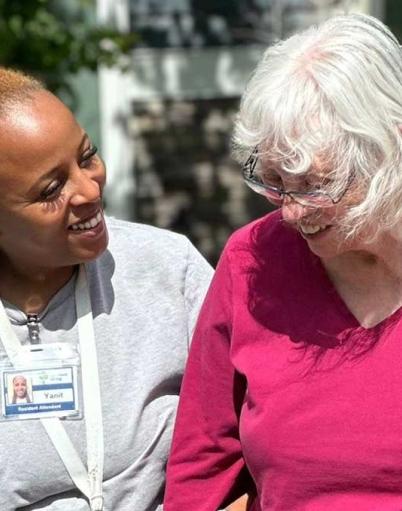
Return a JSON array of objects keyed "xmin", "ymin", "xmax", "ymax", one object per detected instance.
[{"xmin": 164, "ymin": 211, "xmax": 402, "ymax": 511}]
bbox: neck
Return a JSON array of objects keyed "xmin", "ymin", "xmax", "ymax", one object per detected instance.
[
  {"xmin": 323, "ymin": 230, "xmax": 402, "ymax": 285},
  {"xmin": 0, "ymin": 259, "xmax": 76, "ymax": 314},
  {"xmin": 321, "ymin": 231, "xmax": 402, "ymax": 328}
]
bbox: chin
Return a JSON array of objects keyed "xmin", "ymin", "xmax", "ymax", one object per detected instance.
[
  {"xmin": 80, "ymin": 245, "xmax": 108, "ymax": 263},
  {"xmin": 306, "ymin": 233, "xmax": 359, "ymax": 260},
  {"xmin": 72, "ymin": 234, "xmax": 109, "ymax": 265}
]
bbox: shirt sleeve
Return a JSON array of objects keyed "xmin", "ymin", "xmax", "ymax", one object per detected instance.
[{"xmin": 164, "ymin": 246, "xmax": 255, "ymax": 511}]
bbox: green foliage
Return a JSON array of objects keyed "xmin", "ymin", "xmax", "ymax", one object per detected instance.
[
  {"xmin": 386, "ymin": 0, "xmax": 402, "ymax": 42},
  {"xmin": 0, "ymin": 0, "xmax": 137, "ymax": 95}
]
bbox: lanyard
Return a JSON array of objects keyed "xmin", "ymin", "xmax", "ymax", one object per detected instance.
[{"xmin": 0, "ymin": 265, "xmax": 104, "ymax": 511}]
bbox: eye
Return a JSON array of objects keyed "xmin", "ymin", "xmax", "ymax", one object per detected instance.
[
  {"xmin": 39, "ymin": 180, "xmax": 64, "ymax": 201},
  {"xmin": 80, "ymin": 145, "xmax": 98, "ymax": 168}
]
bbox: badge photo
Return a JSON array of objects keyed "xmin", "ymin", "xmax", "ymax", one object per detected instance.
[{"xmin": 2, "ymin": 366, "xmax": 79, "ymax": 419}]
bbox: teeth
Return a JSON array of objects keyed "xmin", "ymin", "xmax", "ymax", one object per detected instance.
[
  {"xmin": 300, "ymin": 224, "xmax": 329, "ymax": 235},
  {"xmin": 71, "ymin": 211, "xmax": 102, "ymax": 231}
]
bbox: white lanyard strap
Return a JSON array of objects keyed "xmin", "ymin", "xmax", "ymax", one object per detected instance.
[
  {"xmin": 76, "ymin": 264, "xmax": 104, "ymax": 511},
  {"xmin": 0, "ymin": 265, "xmax": 104, "ymax": 511},
  {"xmin": 0, "ymin": 298, "xmax": 23, "ymax": 360},
  {"xmin": 40, "ymin": 417, "xmax": 92, "ymax": 497}
]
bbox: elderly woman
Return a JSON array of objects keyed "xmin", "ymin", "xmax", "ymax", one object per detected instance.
[
  {"xmin": 164, "ymin": 13, "xmax": 402, "ymax": 511},
  {"xmin": 0, "ymin": 69, "xmax": 212, "ymax": 511}
]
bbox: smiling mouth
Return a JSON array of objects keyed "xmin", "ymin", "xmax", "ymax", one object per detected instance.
[
  {"xmin": 299, "ymin": 223, "xmax": 331, "ymax": 235},
  {"xmin": 69, "ymin": 211, "xmax": 103, "ymax": 231}
]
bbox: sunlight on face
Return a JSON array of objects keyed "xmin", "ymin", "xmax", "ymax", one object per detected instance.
[{"xmin": 0, "ymin": 90, "xmax": 109, "ymax": 274}]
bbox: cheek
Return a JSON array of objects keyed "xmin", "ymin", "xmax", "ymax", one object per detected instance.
[
  {"xmin": 324, "ymin": 200, "xmax": 354, "ymax": 224},
  {"xmin": 313, "ymin": 206, "xmax": 339, "ymax": 225},
  {"xmin": 333, "ymin": 186, "xmax": 366, "ymax": 220},
  {"xmin": 0, "ymin": 213, "xmax": 63, "ymax": 247}
]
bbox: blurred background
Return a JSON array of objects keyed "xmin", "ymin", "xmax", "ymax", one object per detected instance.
[{"xmin": 1, "ymin": 0, "xmax": 398, "ymax": 265}]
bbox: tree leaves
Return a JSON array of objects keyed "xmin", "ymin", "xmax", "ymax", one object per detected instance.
[{"xmin": 0, "ymin": 0, "xmax": 137, "ymax": 95}]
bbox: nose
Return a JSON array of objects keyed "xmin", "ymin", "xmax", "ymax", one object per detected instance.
[
  {"xmin": 280, "ymin": 196, "xmax": 309, "ymax": 224},
  {"xmin": 70, "ymin": 168, "xmax": 103, "ymax": 207}
]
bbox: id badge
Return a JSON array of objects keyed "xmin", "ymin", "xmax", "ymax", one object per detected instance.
[{"xmin": 0, "ymin": 343, "xmax": 82, "ymax": 421}]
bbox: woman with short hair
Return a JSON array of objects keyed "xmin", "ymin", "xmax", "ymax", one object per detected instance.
[
  {"xmin": 0, "ymin": 68, "xmax": 212, "ymax": 511},
  {"xmin": 164, "ymin": 13, "xmax": 402, "ymax": 511}
]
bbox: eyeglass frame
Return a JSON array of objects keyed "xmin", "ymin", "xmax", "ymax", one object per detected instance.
[{"xmin": 242, "ymin": 147, "xmax": 354, "ymax": 208}]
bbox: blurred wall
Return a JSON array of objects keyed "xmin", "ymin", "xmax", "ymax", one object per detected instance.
[{"xmin": 98, "ymin": 0, "xmax": 383, "ymax": 265}]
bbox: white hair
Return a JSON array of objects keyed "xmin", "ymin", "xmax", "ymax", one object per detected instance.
[{"xmin": 233, "ymin": 13, "xmax": 402, "ymax": 238}]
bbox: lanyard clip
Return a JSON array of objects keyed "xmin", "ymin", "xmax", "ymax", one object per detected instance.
[
  {"xmin": 27, "ymin": 313, "xmax": 41, "ymax": 344},
  {"xmin": 90, "ymin": 494, "xmax": 104, "ymax": 511}
]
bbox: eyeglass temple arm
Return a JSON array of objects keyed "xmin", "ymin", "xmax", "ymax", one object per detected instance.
[{"xmin": 243, "ymin": 147, "xmax": 259, "ymax": 176}]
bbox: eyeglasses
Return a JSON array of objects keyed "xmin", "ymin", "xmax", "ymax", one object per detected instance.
[{"xmin": 242, "ymin": 148, "xmax": 352, "ymax": 208}]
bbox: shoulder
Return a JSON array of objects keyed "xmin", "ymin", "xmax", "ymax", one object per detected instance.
[
  {"xmin": 100, "ymin": 217, "xmax": 212, "ymax": 288},
  {"xmin": 89, "ymin": 218, "xmax": 212, "ymax": 323},
  {"xmin": 105, "ymin": 216, "xmax": 191, "ymax": 259}
]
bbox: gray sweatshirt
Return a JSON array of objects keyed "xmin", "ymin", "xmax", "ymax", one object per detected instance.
[{"xmin": 0, "ymin": 217, "xmax": 213, "ymax": 511}]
